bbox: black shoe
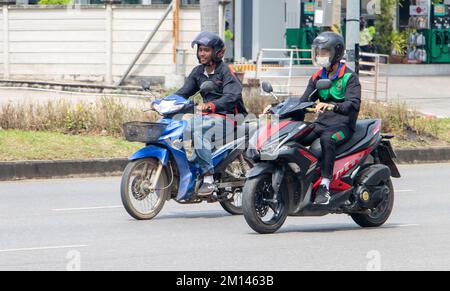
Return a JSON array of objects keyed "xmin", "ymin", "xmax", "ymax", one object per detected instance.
[
  {"xmin": 314, "ymin": 185, "xmax": 331, "ymax": 205},
  {"xmin": 198, "ymin": 183, "xmax": 216, "ymax": 197}
]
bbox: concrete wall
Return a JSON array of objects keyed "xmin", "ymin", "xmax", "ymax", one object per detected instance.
[
  {"xmin": 0, "ymin": 5, "xmax": 201, "ymax": 86},
  {"xmin": 252, "ymin": 0, "xmax": 285, "ymax": 60}
]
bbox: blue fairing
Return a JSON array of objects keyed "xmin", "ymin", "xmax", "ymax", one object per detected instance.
[
  {"xmin": 159, "ymin": 118, "xmax": 187, "ymax": 141},
  {"xmin": 153, "ymin": 94, "xmax": 193, "ymax": 106},
  {"xmin": 168, "ymin": 146, "xmax": 195, "ymax": 201},
  {"xmin": 128, "ymin": 117, "xmax": 195, "ymax": 201},
  {"xmin": 212, "ymin": 143, "xmax": 232, "ymax": 167}
]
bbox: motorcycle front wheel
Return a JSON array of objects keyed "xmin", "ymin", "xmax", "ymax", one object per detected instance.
[
  {"xmin": 121, "ymin": 158, "xmax": 170, "ymax": 220},
  {"xmin": 242, "ymin": 173, "xmax": 289, "ymax": 234}
]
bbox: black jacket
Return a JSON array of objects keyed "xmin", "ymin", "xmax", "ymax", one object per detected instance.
[
  {"xmin": 300, "ymin": 64, "xmax": 361, "ymax": 131},
  {"xmin": 175, "ymin": 62, "xmax": 248, "ymax": 116}
]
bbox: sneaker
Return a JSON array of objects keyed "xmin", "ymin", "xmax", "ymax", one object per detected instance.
[
  {"xmin": 314, "ymin": 185, "xmax": 331, "ymax": 205},
  {"xmin": 198, "ymin": 183, "xmax": 216, "ymax": 197}
]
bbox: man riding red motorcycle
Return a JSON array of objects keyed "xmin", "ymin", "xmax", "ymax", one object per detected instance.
[
  {"xmin": 300, "ymin": 32, "xmax": 362, "ymax": 205},
  {"xmin": 242, "ymin": 32, "xmax": 400, "ymax": 234}
]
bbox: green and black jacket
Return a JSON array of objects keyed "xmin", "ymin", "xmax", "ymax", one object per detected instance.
[{"xmin": 300, "ymin": 63, "xmax": 362, "ymax": 131}]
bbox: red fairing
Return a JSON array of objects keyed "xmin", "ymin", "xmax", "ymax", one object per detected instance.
[
  {"xmin": 256, "ymin": 120, "xmax": 292, "ymax": 150},
  {"xmin": 297, "ymin": 148, "xmax": 318, "ymax": 163},
  {"xmin": 330, "ymin": 149, "xmax": 372, "ymax": 191},
  {"xmin": 292, "ymin": 126, "xmax": 313, "ymax": 141},
  {"xmin": 373, "ymin": 120, "xmax": 382, "ymax": 135}
]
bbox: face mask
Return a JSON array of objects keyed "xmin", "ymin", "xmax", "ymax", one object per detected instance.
[{"xmin": 316, "ymin": 56, "xmax": 331, "ymax": 68}]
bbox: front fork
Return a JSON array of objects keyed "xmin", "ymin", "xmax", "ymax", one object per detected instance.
[
  {"xmin": 271, "ymin": 166, "xmax": 285, "ymax": 201},
  {"xmin": 149, "ymin": 161, "xmax": 164, "ymax": 192}
]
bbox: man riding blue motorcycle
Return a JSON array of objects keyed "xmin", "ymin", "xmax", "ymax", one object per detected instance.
[
  {"xmin": 120, "ymin": 32, "xmax": 252, "ymax": 221},
  {"xmin": 175, "ymin": 31, "xmax": 248, "ymax": 196}
]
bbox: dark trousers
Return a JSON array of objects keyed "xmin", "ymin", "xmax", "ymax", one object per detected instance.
[{"xmin": 301, "ymin": 124, "xmax": 353, "ymax": 180}]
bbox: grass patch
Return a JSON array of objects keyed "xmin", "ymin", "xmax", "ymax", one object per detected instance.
[
  {"xmin": 0, "ymin": 97, "xmax": 158, "ymax": 137},
  {"xmin": 0, "ymin": 130, "xmax": 141, "ymax": 161},
  {"xmin": 0, "ymin": 93, "xmax": 448, "ymax": 162}
]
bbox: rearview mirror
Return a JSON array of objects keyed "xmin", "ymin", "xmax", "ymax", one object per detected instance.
[
  {"xmin": 261, "ymin": 81, "xmax": 273, "ymax": 94},
  {"xmin": 316, "ymin": 79, "xmax": 332, "ymax": 90},
  {"xmin": 200, "ymin": 81, "xmax": 217, "ymax": 94}
]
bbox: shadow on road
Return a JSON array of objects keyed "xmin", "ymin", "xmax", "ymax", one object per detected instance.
[
  {"xmin": 128, "ymin": 210, "xmax": 232, "ymax": 221},
  {"xmin": 248, "ymin": 223, "xmax": 406, "ymax": 235}
]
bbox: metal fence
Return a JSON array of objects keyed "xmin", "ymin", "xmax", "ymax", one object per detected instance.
[
  {"xmin": 359, "ymin": 52, "xmax": 390, "ymax": 102},
  {"xmin": 255, "ymin": 48, "xmax": 313, "ymax": 96}
]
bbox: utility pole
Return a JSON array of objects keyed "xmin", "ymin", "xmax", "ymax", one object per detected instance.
[
  {"xmin": 218, "ymin": 0, "xmax": 231, "ymax": 39},
  {"xmin": 200, "ymin": 0, "xmax": 219, "ymax": 33},
  {"xmin": 345, "ymin": 0, "xmax": 361, "ymax": 71}
]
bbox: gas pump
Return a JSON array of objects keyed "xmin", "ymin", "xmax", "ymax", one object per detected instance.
[
  {"xmin": 285, "ymin": 0, "xmax": 320, "ymax": 64},
  {"xmin": 430, "ymin": 2, "xmax": 450, "ymax": 63}
]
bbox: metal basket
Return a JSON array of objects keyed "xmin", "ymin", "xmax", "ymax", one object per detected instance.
[{"xmin": 123, "ymin": 122, "xmax": 167, "ymax": 143}]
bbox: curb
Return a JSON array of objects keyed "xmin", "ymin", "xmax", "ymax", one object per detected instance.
[
  {"xmin": 0, "ymin": 158, "xmax": 128, "ymax": 181},
  {"xmin": 394, "ymin": 147, "xmax": 450, "ymax": 164},
  {"xmin": 0, "ymin": 148, "xmax": 449, "ymax": 181}
]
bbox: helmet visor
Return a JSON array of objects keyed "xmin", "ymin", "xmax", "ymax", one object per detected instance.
[{"xmin": 312, "ymin": 46, "xmax": 335, "ymax": 68}]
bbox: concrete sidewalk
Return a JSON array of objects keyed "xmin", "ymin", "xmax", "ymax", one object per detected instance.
[
  {"xmin": 0, "ymin": 87, "xmax": 148, "ymax": 109},
  {"xmin": 282, "ymin": 76, "xmax": 450, "ymax": 118}
]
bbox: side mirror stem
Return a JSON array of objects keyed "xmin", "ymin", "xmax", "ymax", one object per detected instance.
[
  {"xmin": 308, "ymin": 89, "xmax": 318, "ymax": 102},
  {"xmin": 270, "ymin": 92, "xmax": 279, "ymax": 101}
]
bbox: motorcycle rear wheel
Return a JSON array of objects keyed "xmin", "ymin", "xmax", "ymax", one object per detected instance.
[
  {"xmin": 351, "ymin": 179, "xmax": 395, "ymax": 228},
  {"xmin": 219, "ymin": 155, "xmax": 254, "ymax": 215}
]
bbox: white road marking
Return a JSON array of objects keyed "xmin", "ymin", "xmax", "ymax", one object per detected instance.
[
  {"xmin": 52, "ymin": 206, "xmax": 122, "ymax": 212},
  {"xmin": 397, "ymin": 190, "xmax": 415, "ymax": 193},
  {"xmin": 0, "ymin": 245, "xmax": 88, "ymax": 253}
]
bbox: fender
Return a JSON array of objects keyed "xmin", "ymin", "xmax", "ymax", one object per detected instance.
[
  {"xmin": 246, "ymin": 163, "xmax": 275, "ymax": 179},
  {"xmin": 377, "ymin": 141, "xmax": 401, "ymax": 178},
  {"xmin": 129, "ymin": 143, "xmax": 193, "ymax": 201},
  {"xmin": 129, "ymin": 145, "xmax": 169, "ymax": 165},
  {"xmin": 358, "ymin": 164, "xmax": 391, "ymax": 186}
]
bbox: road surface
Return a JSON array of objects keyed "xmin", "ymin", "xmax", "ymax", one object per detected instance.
[{"xmin": 0, "ymin": 163, "xmax": 448, "ymax": 271}]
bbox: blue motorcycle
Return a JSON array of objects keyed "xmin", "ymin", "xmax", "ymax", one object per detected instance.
[{"xmin": 121, "ymin": 81, "xmax": 254, "ymax": 220}]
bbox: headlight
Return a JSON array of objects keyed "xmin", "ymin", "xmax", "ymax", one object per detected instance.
[{"xmin": 153, "ymin": 100, "xmax": 184, "ymax": 115}]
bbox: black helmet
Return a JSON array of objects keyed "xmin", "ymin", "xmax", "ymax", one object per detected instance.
[
  {"xmin": 312, "ymin": 32, "xmax": 345, "ymax": 68},
  {"xmin": 191, "ymin": 31, "xmax": 225, "ymax": 63}
]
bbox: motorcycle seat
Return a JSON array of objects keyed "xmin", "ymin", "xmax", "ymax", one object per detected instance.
[{"xmin": 309, "ymin": 119, "xmax": 378, "ymax": 159}]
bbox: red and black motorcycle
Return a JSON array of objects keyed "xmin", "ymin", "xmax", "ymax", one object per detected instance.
[{"xmin": 242, "ymin": 80, "xmax": 401, "ymax": 234}]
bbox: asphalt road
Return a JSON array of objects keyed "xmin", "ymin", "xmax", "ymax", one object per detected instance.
[{"xmin": 0, "ymin": 163, "xmax": 449, "ymax": 271}]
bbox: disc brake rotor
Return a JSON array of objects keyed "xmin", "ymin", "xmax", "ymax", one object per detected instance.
[{"xmin": 131, "ymin": 176, "xmax": 153, "ymax": 201}]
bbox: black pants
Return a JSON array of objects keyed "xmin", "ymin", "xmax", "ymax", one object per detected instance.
[
  {"xmin": 301, "ymin": 124, "xmax": 353, "ymax": 180},
  {"xmin": 360, "ymin": 45, "xmax": 375, "ymax": 71}
]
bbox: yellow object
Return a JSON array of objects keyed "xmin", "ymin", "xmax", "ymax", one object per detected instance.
[
  {"xmin": 362, "ymin": 191, "xmax": 370, "ymax": 202},
  {"xmin": 360, "ymin": 28, "xmax": 373, "ymax": 47},
  {"xmin": 225, "ymin": 29, "xmax": 234, "ymax": 41}
]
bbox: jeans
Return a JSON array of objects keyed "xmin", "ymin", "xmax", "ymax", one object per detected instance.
[{"xmin": 184, "ymin": 115, "xmax": 232, "ymax": 175}]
